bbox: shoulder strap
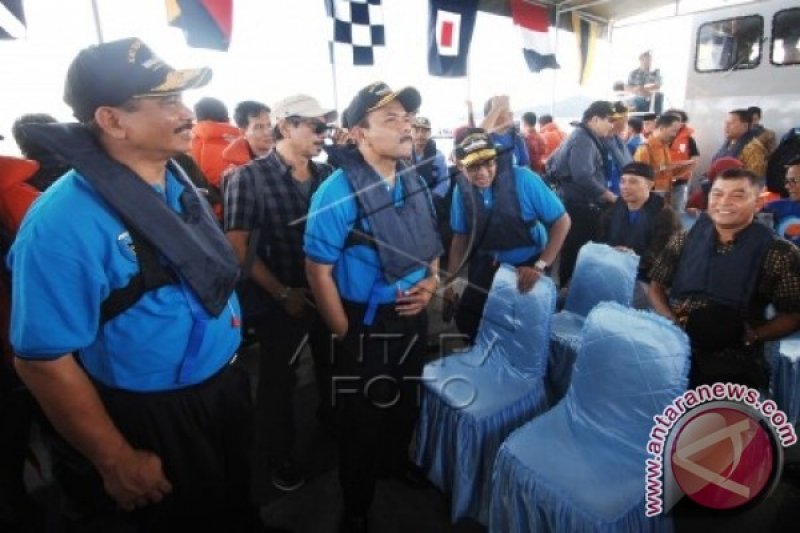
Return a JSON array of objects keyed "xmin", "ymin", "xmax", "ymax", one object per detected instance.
[{"xmin": 100, "ymin": 228, "xmax": 177, "ymax": 324}]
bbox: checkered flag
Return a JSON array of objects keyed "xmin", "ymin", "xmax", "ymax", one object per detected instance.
[{"xmin": 326, "ymin": 0, "xmax": 385, "ymax": 65}]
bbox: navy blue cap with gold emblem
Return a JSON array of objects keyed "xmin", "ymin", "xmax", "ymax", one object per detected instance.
[{"xmin": 64, "ymin": 37, "xmax": 212, "ymax": 122}]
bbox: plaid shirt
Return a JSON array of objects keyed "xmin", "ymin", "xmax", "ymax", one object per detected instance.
[
  {"xmin": 627, "ymin": 67, "xmax": 662, "ymax": 89},
  {"xmin": 649, "ymin": 230, "xmax": 800, "ymax": 319},
  {"xmin": 224, "ymin": 149, "xmax": 333, "ymax": 287}
]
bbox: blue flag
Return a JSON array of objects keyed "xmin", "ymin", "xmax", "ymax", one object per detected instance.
[
  {"xmin": 0, "ymin": 0, "xmax": 26, "ymax": 39},
  {"xmin": 427, "ymin": 0, "xmax": 479, "ymax": 77}
]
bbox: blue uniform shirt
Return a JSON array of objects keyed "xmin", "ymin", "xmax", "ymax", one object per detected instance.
[
  {"xmin": 8, "ymin": 169, "xmax": 241, "ymax": 391},
  {"xmin": 450, "ymin": 166, "xmax": 565, "ymax": 265},
  {"xmin": 304, "ymin": 169, "xmax": 428, "ymax": 303}
]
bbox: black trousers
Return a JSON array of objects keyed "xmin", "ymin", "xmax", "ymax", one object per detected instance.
[
  {"xmin": 689, "ymin": 345, "xmax": 770, "ymax": 391},
  {"xmin": 455, "ymin": 255, "xmax": 500, "ymax": 343},
  {"xmin": 336, "ymin": 301, "xmax": 427, "ymax": 517},
  {"xmin": 253, "ymin": 303, "xmax": 333, "ymax": 466},
  {"xmin": 54, "ymin": 363, "xmax": 259, "ymax": 532},
  {"xmin": 559, "ymin": 202, "xmax": 601, "ymax": 286},
  {"xmin": 0, "ymin": 364, "xmax": 40, "ymax": 529}
]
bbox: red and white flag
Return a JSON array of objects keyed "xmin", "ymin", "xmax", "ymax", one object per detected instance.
[
  {"xmin": 510, "ymin": 0, "xmax": 559, "ymax": 73},
  {"xmin": 435, "ymin": 9, "xmax": 460, "ymax": 57},
  {"xmin": 427, "ymin": 0, "xmax": 478, "ymax": 77}
]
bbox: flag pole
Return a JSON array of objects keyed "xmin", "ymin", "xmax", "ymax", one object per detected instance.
[
  {"xmin": 325, "ymin": 0, "xmax": 340, "ymax": 119},
  {"xmin": 329, "ymin": 42, "xmax": 340, "ymax": 119},
  {"xmin": 550, "ymin": 5, "xmax": 560, "ymax": 117},
  {"xmin": 466, "ymin": 48, "xmax": 474, "ymax": 127},
  {"xmin": 90, "ymin": 0, "xmax": 104, "ymax": 43}
]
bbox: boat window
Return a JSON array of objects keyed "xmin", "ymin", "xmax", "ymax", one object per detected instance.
[
  {"xmin": 695, "ymin": 15, "xmax": 763, "ymax": 72},
  {"xmin": 771, "ymin": 8, "xmax": 800, "ymax": 66}
]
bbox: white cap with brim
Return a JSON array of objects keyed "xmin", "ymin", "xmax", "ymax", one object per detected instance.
[{"xmin": 272, "ymin": 94, "xmax": 338, "ymax": 123}]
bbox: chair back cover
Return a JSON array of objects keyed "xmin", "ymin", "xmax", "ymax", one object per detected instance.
[
  {"xmin": 565, "ymin": 303, "xmax": 690, "ymax": 456},
  {"xmin": 564, "ymin": 242, "xmax": 639, "ymax": 318},
  {"xmin": 475, "ymin": 264, "xmax": 557, "ymax": 377}
]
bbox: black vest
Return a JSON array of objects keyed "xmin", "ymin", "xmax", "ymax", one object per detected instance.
[
  {"xmin": 671, "ymin": 214, "xmax": 773, "ymax": 311},
  {"xmin": 22, "ymin": 123, "xmax": 239, "ymax": 316},
  {"xmin": 457, "ymin": 159, "xmax": 537, "ymax": 255},
  {"xmin": 606, "ymin": 194, "xmax": 664, "ymax": 256},
  {"xmin": 415, "ymin": 139, "xmax": 440, "ymax": 190},
  {"xmin": 713, "ymin": 128, "xmax": 757, "ymax": 161},
  {"xmin": 340, "ymin": 151, "xmax": 443, "ymax": 283}
]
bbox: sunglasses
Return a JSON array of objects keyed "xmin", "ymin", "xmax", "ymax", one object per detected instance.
[{"xmin": 289, "ymin": 117, "xmax": 330, "ymax": 135}]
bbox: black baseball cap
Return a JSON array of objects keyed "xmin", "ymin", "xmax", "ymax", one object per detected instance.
[
  {"xmin": 455, "ymin": 130, "xmax": 497, "ymax": 167},
  {"xmin": 64, "ymin": 37, "xmax": 212, "ymax": 122},
  {"xmin": 622, "ymin": 162, "xmax": 654, "ymax": 180},
  {"xmin": 342, "ymin": 81, "xmax": 420, "ymax": 128},
  {"xmin": 785, "ymin": 154, "xmax": 800, "ymax": 167}
]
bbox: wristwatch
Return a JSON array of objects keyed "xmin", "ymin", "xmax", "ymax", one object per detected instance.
[
  {"xmin": 278, "ymin": 286, "xmax": 291, "ymax": 302},
  {"xmin": 533, "ymin": 259, "xmax": 550, "ymax": 274}
]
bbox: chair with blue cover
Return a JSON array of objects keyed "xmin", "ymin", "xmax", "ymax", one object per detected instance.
[
  {"xmin": 489, "ymin": 302, "xmax": 689, "ymax": 533},
  {"xmin": 415, "ymin": 264, "xmax": 556, "ymax": 524},
  {"xmin": 548, "ymin": 242, "xmax": 639, "ymax": 401},
  {"xmin": 766, "ymin": 331, "xmax": 800, "ymax": 425}
]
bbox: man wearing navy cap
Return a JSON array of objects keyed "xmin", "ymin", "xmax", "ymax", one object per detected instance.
[
  {"xmin": 305, "ymin": 81, "xmax": 443, "ymax": 532},
  {"xmin": 8, "ymin": 38, "xmax": 263, "ymax": 531},
  {"xmin": 443, "ymin": 129, "xmax": 570, "ymax": 340}
]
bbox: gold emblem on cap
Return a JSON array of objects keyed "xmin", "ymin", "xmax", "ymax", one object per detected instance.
[{"xmin": 128, "ymin": 39, "xmax": 143, "ymax": 63}]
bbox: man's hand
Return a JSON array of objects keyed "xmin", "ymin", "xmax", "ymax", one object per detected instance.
[
  {"xmin": 99, "ymin": 445, "xmax": 172, "ymax": 511},
  {"xmin": 332, "ymin": 128, "xmax": 351, "ymax": 145},
  {"xmin": 517, "ymin": 266, "xmax": 541, "ymax": 294},
  {"xmin": 282, "ymin": 288, "xmax": 310, "ymax": 319},
  {"xmin": 442, "ymin": 286, "xmax": 459, "ymax": 322},
  {"xmin": 396, "ymin": 276, "xmax": 437, "ymax": 316}
]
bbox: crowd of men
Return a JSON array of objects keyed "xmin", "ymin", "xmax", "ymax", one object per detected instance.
[{"xmin": 1, "ymin": 37, "xmax": 799, "ymax": 533}]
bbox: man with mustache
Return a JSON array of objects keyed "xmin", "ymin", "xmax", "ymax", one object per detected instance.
[
  {"xmin": 7, "ymin": 39, "xmax": 266, "ymax": 530},
  {"xmin": 224, "ymin": 94, "xmax": 336, "ymax": 496},
  {"xmin": 304, "ymin": 82, "xmax": 442, "ymax": 533},
  {"xmin": 649, "ymin": 168, "xmax": 800, "ymax": 389}
]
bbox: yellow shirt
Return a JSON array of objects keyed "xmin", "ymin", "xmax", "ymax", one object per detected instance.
[{"xmin": 739, "ymin": 138, "xmax": 769, "ymax": 177}]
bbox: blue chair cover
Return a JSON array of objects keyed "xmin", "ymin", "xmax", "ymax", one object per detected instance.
[
  {"xmin": 549, "ymin": 242, "xmax": 639, "ymax": 400},
  {"xmin": 490, "ymin": 303, "xmax": 690, "ymax": 533},
  {"xmin": 766, "ymin": 331, "xmax": 800, "ymax": 425},
  {"xmin": 415, "ymin": 265, "xmax": 556, "ymax": 524}
]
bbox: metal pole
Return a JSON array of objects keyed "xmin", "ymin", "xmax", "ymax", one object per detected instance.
[
  {"xmin": 466, "ymin": 46, "xmax": 473, "ymax": 125},
  {"xmin": 90, "ymin": 0, "xmax": 104, "ymax": 43},
  {"xmin": 329, "ymin": 44, "xmax": 340, "ymax": 118},
  {"xmin": 550, "ymin": 6, "xmax": 560, "ymax": 117}
]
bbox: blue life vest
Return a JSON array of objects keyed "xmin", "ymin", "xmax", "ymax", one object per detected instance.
[
  {"xmin": 340, "ymin": 151, "xmax": 443, "ymax": 282},
  {"xmin": 414, "ymin": 139, "xmax": 441, "ymax": 190},
  {"xmin": 20, "ymin": 123, "xmax": 239, "ymax": 317},
  {"xmin": 457, "ymin": 157, "xmax": 536, "ymax": 253},
  {"xmin": 671, "ymin": 214, "xmax": 773, "ymax": 311},
  {"xmin": 713, "ymin": 128, "xmax": 758, "ymax": 162},
  {"xmin": 606, "ymin": 194, "xmax": 663, "ymax": 256}
]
